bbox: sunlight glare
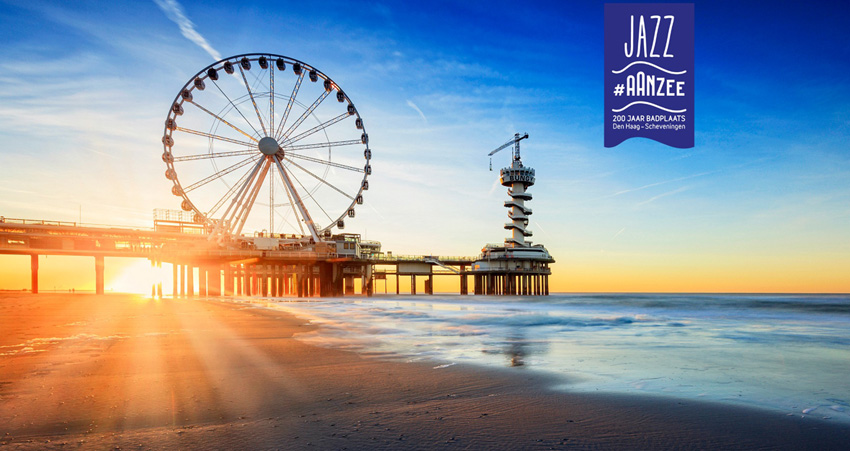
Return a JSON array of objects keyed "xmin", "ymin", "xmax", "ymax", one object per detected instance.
[{"xmin": 108, "ymin": 259, "xmax": 171, "ymax": 296}]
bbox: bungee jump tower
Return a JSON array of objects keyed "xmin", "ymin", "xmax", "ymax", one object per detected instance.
[{"xmin": 469, "ymin": 133, "xmax": 554, "ymax": 295}]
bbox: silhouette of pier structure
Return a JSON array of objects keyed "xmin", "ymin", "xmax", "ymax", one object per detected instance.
[{"xmin": 0, "ymin": 216, "xmax": 492, "ymax": 297}]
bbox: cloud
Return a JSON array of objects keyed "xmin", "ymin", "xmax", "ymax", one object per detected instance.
[
  {"xmin": 610, "ymin": 227, "xmax": 626, "ymax": 241},
  {"xmin": 406, "ymin": 100, "xmax": 428, "ymax": 124},
  {"xmin": 607, "ymin": 171, "xmax": 713, "ymax": 198},
  {"xmin": 635, "ymin": 186, "xmax": 690, "ymax": 208},
  {"xmin": 153, "ymin": 0, "xmax": 222, "ymax": 61}
]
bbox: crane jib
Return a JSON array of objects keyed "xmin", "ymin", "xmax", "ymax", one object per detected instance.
[{"xmin": 486, "ymin": 133, "xmax": 529, "ymax": 158}]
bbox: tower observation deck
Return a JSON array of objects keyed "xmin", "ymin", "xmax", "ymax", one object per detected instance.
[{"xmin": 469, "ymin": 133, "xmax": 554, "ymax": 295}]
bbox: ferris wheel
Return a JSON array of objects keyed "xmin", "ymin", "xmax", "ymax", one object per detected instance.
[{"xmin": 161, "ymin": 53, "xmax": 371, "ymax": 242}]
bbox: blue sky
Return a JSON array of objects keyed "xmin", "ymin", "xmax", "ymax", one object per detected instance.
[{"xmin": 0, "ymin": 0, "xmax": 848, "ymax": 291}]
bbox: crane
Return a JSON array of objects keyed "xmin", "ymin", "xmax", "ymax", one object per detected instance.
[{"xmin": 488, "ymin": 132, "xmax": 529, "ymax": 171}]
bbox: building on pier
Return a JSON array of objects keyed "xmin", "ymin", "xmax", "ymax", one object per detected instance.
[{"xmin": 468, "ymin": 133, "xmax": 554, "ymax": 295}]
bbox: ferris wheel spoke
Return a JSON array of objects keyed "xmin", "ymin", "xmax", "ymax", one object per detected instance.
[
  {"xmin": 284, "ymin": 139, "xmax": 363, "ymax": 153},
  {"xmin": 225, "ymin": 159, "xmax": 268, "ymax": 236},
  {"xmin": 280, "ymin": 112, "xmax": 351, "ymax": 147},
  {"xmin": 283, "ymin": 156, "xmax": 355, "ymax": 201},
  {"xmin": 211, "ymin": 79, "xmax": 263, "ymax": 138},
  {"xmin": 206, "ymin": 162, "xmax": 256, "ymax": 218},
  {"xmin": 233, "ymin": 158, "xmax": 271, "ymax": 237},
  {"xmin": 187, "ymin": 101, "xmax": 258, "ymax": 143},
  {"xmin": 269, "ymin": 169, "xmax": 274, "ymax": 233},
  {"xmin": 238, "ymin": 66, "xmax": 268, "ymax": 136},
  {"xmin": 277, "ymin": 90, "xmax": 330, "ymax": 141},
  {"xmin": 172, "ymin": 148, "xmax": 256, "ymax": 162},
  {"xmin": 273, "ymin": 155, "xmax": 319, "ymax": 240},
  {"xmin": 175, "ymin": 126, "xmax": 256, "ymax": 148},
  {"xmin": 210, "ymin": 157, "xmax": 266, "ymax": 237},
  {"xmin": 287, "ymin": 166, "xmax": 335, "ymax": 223},
  {"xmin": 184, "ymin": 155, "xmax": 259, "ymax": 193},
  {"xmin": 275, "ymin": 70, "xmax": 304, "ymax": 139},
  {"xmin": 275, "ymin": 163, "xmax": 305, "ymax": 235},
  {"xmin": 269, "ymin": 65, "xmax": 275, "ymax": 137},
  {"xmin": 274, "ymin": 209, "xmax": 303, "ymax": 235},
  {"xmin": 286, "ymin": 153, "xmax": 364, "ymax": 173}
]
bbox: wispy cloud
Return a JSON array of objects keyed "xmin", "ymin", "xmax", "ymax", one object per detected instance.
[
  {"xmin": 635, "ymin": 186, "xmax": 690, "ymax": 208},
  {"xmin": 610, "ymin": 227, "xmax": 626, "ymax": 241},
  {"xmin": 487, "ymin": 176, "xmax": 502, "ymax": 195},
  {"xmin": 406, "ymin": 100, "xmax": 428, "ymax": 124},
  {"xmin": 153, "ymin": 0, "xmax": 222, "ymax": 61},
  {"xmin": 533, "ymin": 220, "xmax": 553, "ymax": 240},
  {"xmin": 606, "ymin": 171, "xmax": 713, "ymax": 199}
]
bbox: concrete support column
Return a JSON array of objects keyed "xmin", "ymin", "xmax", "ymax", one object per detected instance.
[
  {"xmin": 411, "ymin": 275, "xmax": 416, "ymax": 295},
  {"xmin": 295, "ymin": 267, "xmax": 303, "ymax": 297},
  {"xmin": 30, "ymin": 254, "xmax": 39, "ymax": 294},
  {"xmin": 236, "ymin": 265, "xmax": 245, "ymax": 296},
  {"xmin": 179, "ymin": 264, "xmax": 186, "ymax": 297},
  {"xmin": 365, "ymin": 264, "xmax": 373, "ymax": 297},
  {"xmin": 95, "ymin": 255, "xmax": 104, "ymax": 295},
  {"xmin": 282, "ymin": 266, "xmax": 288, "ymax": 296},
  {"xmin": 276, "ymin": 267, "xmax": 280, "ymax": 297},
  {"xmin": 344, "ymin": 276, "xmax": 354, "ymax": 295},
  {"xmin": 395, "ymin": 272, "xmax": 400, "ymax": 295},
  {"xmin": 208, "ymin": 266, "xmax": 221, "ymax": 296},
  {"xmin": 187, "ymin": 264, "xmax": 194, "ymax": 297},
  {"xmin": 301, "ymin": 266, "xmax": 308, "ymax": 297},
  {"xmin": 243, "ymin": 266, "xmax": 250, "ymax": 296},
  {"xmin": 224, "ymin": 265, "xmax": 234, "ymax": 296},
  {"xmin": 157, "ymin": 260, "xmax": 163, "ymax": 299},
  {"xmin": 199, "ymin": 267, "xmax": 207, "ymax": 296},
  {"xmin": 260, "ymin": 265, "xmax": 268, "ymax": 297},
  {"xmin": 172, "ymin": 263, "xmax": 179, "ymax": 298},
  {"xmin": 251, "ymin": 266, "xmax": 258, "ymax": 296},
  {"xmin": 308, "ymin": 266, "xmax": 315, "ymax": 297}
]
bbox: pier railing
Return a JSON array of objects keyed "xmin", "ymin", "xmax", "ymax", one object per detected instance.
[{"xmin": 370, "ymin": 254, "xmax": 477, "ymax": 263}]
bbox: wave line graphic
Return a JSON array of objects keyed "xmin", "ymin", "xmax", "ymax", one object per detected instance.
[
  {"xmin": 611, "ymin": 102, "xmax": 687, "ymax": 113},
  {"xmin": 612, "ymin": 61, "xmax": 687, "ymax": 75}
]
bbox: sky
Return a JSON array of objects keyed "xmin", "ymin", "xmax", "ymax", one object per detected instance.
[{"xmin": 0, "ymin": 0, "xmax": 848, "ymax": 293}]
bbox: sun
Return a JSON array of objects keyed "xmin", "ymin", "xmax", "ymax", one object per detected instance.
[{"xmin": 108, "ymin": 259, "xmax": 172, "ymax": 296}]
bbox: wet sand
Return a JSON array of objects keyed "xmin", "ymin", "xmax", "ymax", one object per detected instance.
[{"xmin": 1, "ymin": 293, "xmax": 848, "ymax": 450}]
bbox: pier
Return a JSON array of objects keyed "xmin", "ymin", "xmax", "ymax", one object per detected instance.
[{"xmin": 0, "ymin": 217, "xmax": 521, "ymax": 297}]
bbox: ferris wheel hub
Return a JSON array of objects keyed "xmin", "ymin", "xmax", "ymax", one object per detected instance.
[{"xmin": 258, "ymin": 136, "xmax": 281, "ymax": 156}]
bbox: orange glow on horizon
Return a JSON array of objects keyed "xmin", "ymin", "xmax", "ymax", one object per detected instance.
[{"xmin": 0, "ymin": 254, "xmax": 847, "ymax": 295}]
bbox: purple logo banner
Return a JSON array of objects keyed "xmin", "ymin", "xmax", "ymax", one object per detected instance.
[{"xmin": 605, "ymin": 3, "xmax": 694, "ymax": 148}]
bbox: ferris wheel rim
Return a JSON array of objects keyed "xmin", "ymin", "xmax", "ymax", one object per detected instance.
[{"xmin": 161, "ymin": 53, "xmax": 371, "ymax": 238}]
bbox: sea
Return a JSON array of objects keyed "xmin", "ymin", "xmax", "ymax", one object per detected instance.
[{"xmin": 231, "ymin": 293, "xmax": 850, "ymax": 423}]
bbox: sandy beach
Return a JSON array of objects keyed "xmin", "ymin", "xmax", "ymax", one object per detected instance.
[{"xmin": 1, "ymin": 293, "xmax": 849, "ymax": 450}]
